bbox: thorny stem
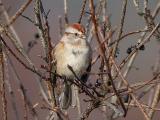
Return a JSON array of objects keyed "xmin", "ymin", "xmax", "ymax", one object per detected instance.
[
  {"xmin": 98, "ymin": 22, "xmax": 160, "ymax": 120},
  {"xmin": 34, "ymin": 0, "xmax": 57, "ymax": 109},
  {"xmin": 40, "ymin": 0, "xmax": 57, "ymax": 108},
  {"xmin": 104, "ymin": 24, "xmax": 159, "ymax": 120},
  {"xmin": 89, "ymin": 0, "xmax": 127, "ymax": 116},
  {"xmin": 34, "ymin": 0, "xmax": 48, "ymax": 55},
  {"xmin": 0, "ymin": 0, "xmax": 160, "ymax": 120}
]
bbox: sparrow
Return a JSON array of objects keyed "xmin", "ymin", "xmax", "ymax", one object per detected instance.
[{"xmin": 52, "ymin": 23, "xmax": 92, "ymax": 109}]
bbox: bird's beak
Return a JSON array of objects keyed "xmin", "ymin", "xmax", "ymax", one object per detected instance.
[{"xmin": 81, "ymin": 34, "xmax": 86, "ymax": 39}]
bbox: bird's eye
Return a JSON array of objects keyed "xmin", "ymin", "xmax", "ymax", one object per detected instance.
[{"xmin": 74, "ymin": 33, "xmax": 78, "ymax": 36}]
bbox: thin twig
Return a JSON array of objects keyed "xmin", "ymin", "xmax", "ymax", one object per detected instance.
[
  {"xmin": 152, "ymin": 1, "xmax": 160, "ymax": 19},
  {"xmin": 117, "ymin": 27, "xmax": 148, "ymax": 89},
  {"xmin": 109, "ymin": 29, "xmax": 149, "ymax": 46},
  {"xmin": 111, "ymin": 25, "xmax": 160, "ymax": 120},
  {"xmin": 89, "ymin": 0, "xmax": 127, "ymax": 117},
  {"xmin": 5, "ymin": 51, "xmax": 38, "ymax": 120},
  {"xmin": 78, "ymin": 0, "xmax": 87, "ymax": 23},
  {"xmin": 126, "ymin": 103, "xmax": 160, "ymax": 111},
  {"xmin": 40, "ymin": 0, "xmax": 57, "ymax": 108},
  {"xmin": 119, "ymin": 23, "xmax": 159, "ymax": 69},
  {"xmin": 80, "ymin": 101, "xmax": 100, "ymax": 120},
  {"xmin": 3, "ymin": 52, "xmax": 20, "ymax": 120},
  {"xmin": 58, "ymin": 16, "xmax": 63, "ymax": 37},
  {"xmin": 112, "ymin": 59, "xmax": 150, "ymax": 120},
  {"xmin": 34, "ymin": 0, "xmax": 47, "ymax": 55},
  {"xmin": 148, "ymin": 50, "xmax": 160, "ymax": 118},
  {"xmin": 67, "ymin": 65, "xmax": 96, "ymax": 99},
  {"xmin": 5, "ymin": 0, "xmax": 33, "ymax": 27},
  {"xmin": 99, "ymin": 25, "xmax": 155, "ymax": 120},
  {"xmin": 0, "ymin": 36, "xmax": 44, "ymax": 79},
  {"xmin": 112, "ymin": 0, "xmax": 127, "ymax": 57},
  {"xmin": 0, "ymin": 36, "xmax": 7, "ymax": 120},
  {"xmin": 64, "ymin": 0, "xmax": 69, "ymax": 25},
  {"xmin": 0, "ymin": 1, "xmax": 34, "ymax": 67}
]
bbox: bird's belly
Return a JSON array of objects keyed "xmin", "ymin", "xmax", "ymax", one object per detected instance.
[{"xmin": 57, "ymin": 53, "xmax": 88, "ymax": 79}]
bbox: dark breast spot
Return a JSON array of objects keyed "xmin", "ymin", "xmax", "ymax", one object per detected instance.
[{"xmin": 72, "ymin": 50, "xmax": 83, "ymax": 56}]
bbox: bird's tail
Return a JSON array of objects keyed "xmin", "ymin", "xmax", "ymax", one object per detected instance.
[{"xmin": 59, "ymin": 81, "xmax": 72, "ymax": 109}]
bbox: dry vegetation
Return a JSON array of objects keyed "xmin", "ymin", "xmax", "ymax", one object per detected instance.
[{"xmin": 0, "ymin": 0, "xmax": 160, "ymax": 120}]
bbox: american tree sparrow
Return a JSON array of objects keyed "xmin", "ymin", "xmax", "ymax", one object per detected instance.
[{"xmin": 52, "ymin": 23, "xmax": 92, "ymax": 109}]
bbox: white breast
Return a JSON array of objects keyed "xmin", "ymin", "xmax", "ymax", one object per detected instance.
[{"xmin": 56, "ymin": 44, "xmax": 90, "ymax": 79}]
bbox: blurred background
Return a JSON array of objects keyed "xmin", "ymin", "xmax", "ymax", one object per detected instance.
[{"xmin": 0, "ymin": 0, "xmax": 160, "ymax": 120}]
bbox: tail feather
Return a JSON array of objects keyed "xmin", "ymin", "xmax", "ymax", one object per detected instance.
[{"xmin": 59, "ymin": 81, "xmax": 72, "ymax": 109}]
